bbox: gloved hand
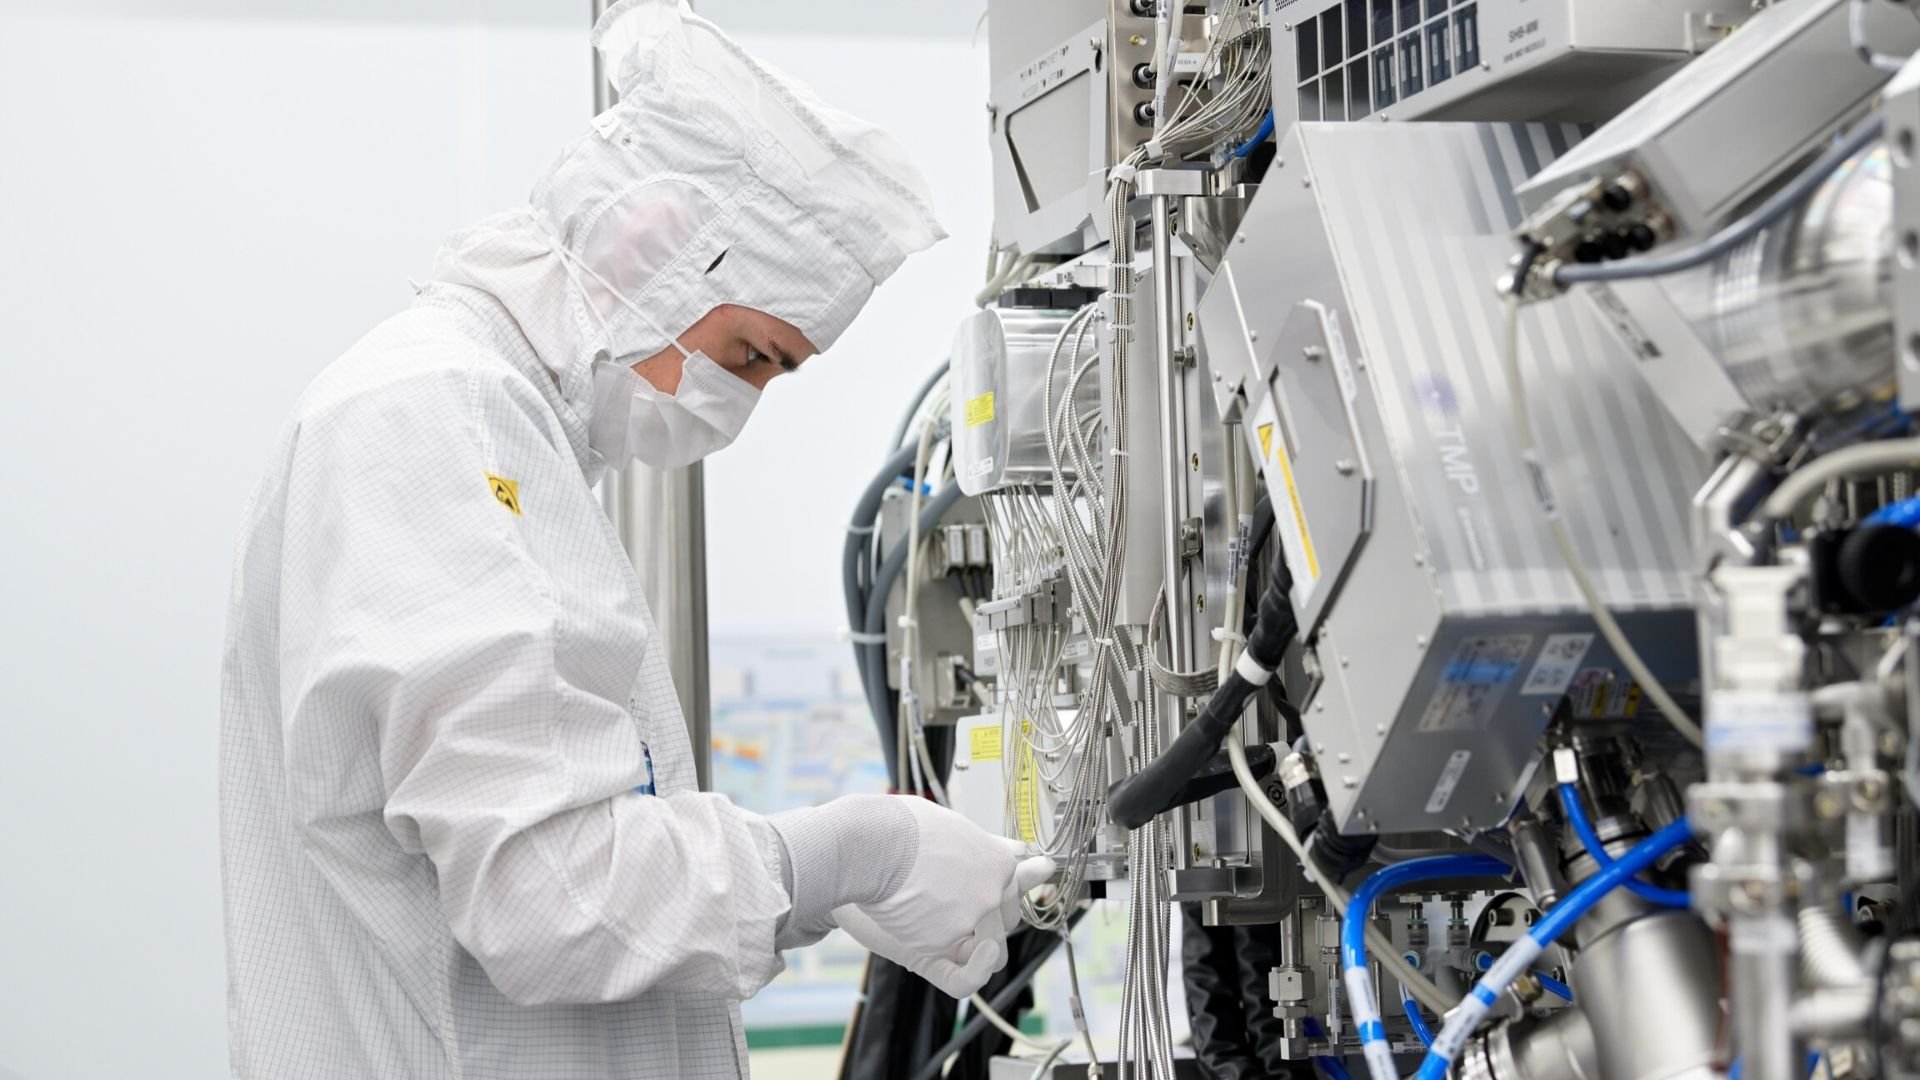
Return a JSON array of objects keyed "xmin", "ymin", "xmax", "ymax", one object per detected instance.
[{"xmin": 767, "ymin": 795, "xmax": 1055, "ymax": 998}]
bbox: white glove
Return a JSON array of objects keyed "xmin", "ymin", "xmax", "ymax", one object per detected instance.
[
  {"xmin": 834, "ymin": 904, "xmax": 1009, "ymax": 999},
  {"xmin": 767, "ymin": 794, "xmax": 1055, "ymax": 997},
  {"xmin": 837, "ymin": 798, "xmax": 1055, "ymax": 999}
]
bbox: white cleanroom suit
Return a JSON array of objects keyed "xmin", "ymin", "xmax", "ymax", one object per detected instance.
[{"xmin": 219, "ymin": 2, "xmax": 1049, "ymax": 1077}]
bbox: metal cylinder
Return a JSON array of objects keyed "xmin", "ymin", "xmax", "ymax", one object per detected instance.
[
  {"xmin": 1571, "ymin": 910, "xmax": 1722, "ymax": 1080},
  {"xmin": 1460, "ymin": 1007, "xmax": 1598, "ymax": 1080},
  {"xmin": 1511, "ymin": 817, "xmax": 1567, "ymax": 910},
  {"xmin": 1690, "ymin": 145, "xmax": 1893, "ymax": 431}
]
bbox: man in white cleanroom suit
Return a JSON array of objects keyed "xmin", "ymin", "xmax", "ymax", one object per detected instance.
[{"xmin": 218, "ymin": 2, "xmax": 1052, "ymax": 1077}]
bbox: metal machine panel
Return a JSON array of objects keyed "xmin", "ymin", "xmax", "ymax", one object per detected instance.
[
  {"xmin": 1271, "ymin": 0, "xmax": 1751, "ymax": 129},
  {"xmin": 1885, "ymin": 55, "xmax": 1920, "ymax": 414},
  {"xmin": 1516, "ymin": 0, "xmax": 1920, "ymax": 240},
  {"xmin": 1199, "ymin": 122, "xmax": 1705, "ymax": 832},
  {"xmin": 986, "ymin": 0, "xmax": 1172, "ymax": 256}
]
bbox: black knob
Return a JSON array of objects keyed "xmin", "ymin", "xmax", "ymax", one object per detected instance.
[
  {"xmin": 1601, "ymin": 231, "xmax": 1631, "ymax": 260},
  {"xmin": 1601, "ymin": 183, "xmax": 1634, "ymax": 212},
  {"xmin": 1133, "ymin": 101, "xmax": 1157, "ymax": 126},
  {"xmin": 1838, "ymin": 525, "xmax": 1920, "ymax": 611},
  {"xmin": 1132, "ymin": 63, "xmax": 1157, "ymax": 89},
  {"xmin": 1129, "ymin": 0, "xmax": 1155, "ymax": 16},
  {"xmin": 1574, "ymin": 241, "xmax": 1605, "ymax": 264},
  {"xmin": 1627, "ymin": 224, "xmax": 1658, "ymax": 252}
]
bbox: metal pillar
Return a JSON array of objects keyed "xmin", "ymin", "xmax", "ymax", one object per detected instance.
[{"xmin": 592, "ymin": 0, "xmax": 712, "ymax": 789}]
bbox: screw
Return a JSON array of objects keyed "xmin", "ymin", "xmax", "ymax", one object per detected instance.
[
  {"xmin": 1344, "ymin": 776, "xmax": 1358, "ymax": 789},
  {"xmin": 1416, "ymin": 635, "xmax": 1428, "ymax": 647},
  {"xmin": 1304, "ymin": 345, "xmax": 1325, "ymax": 363},
  {"xmin": 1341, "ymin": 656, "xmax": 1351, "ymax": 667},
  {"xmin": 1191, "ymin": 452, "xmax": 1201, "ymax": 470},
  {"xmin": 1250, "ymin": 331, "xmax": 1259, "ymax": 342},
  {"xmin": 1335, "ymin": 459, "xmax": 1356, "ymax": 475},
  {"xmin": 1815, "ymin": 791, "xmax": 1842, "ymax": 819},
  {"xmin": 1338, "ymin": 752, "xmax": 1351, "ymax": 763}
]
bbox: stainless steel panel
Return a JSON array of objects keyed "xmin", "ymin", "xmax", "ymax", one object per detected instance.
[
  {"xmin": 1198, "ymin": 122, "xmax": 1705, "ymax": 831},
  {"xmin": 986, "ymin": 0, "xmax": 1167, "ymax": 256},
  {"xmin": 1517, "ymin": 0, "xmax": 1920, "ymax": 240}
]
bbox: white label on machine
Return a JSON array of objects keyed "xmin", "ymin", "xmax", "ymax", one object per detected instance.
[
  {"xmin": 1520, "ymin": 633, "xmax": 1594, "ymax": 696},
  {"xmin": 1707, "ymin": 691, "xmax": 1814, "ymax": 754},
  {"xmin": 1417, "ymin": 635, "xmax": 1533, "ymax": 732},
  {"xmin": 1248, "ymin": 390, "xmax": 1322, "ymax": 610},
  {"xmin": 974, "ymin": 632, "xmax": 1000, "ymax": 677},
  {"xmin": 1061, "ymin": 637, "xmax": 1092, "ymax": 661},
  {"xmin": 1424, "ymin": 750, "xmax": 1474, "ymax": 814}
]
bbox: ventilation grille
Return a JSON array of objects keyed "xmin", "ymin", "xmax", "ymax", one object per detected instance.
[{"xmin": 1293, "ymin": 0, "xmax": 1480, "ymax": 121}]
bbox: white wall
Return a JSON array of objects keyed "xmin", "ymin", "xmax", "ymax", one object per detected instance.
[{"xmin": 0, "ymin": 6, "xmax": 987, "ymax": 1076}]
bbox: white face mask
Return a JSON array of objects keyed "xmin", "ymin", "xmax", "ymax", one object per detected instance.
[
  {"xmin": 588, "ymin": 351, "xmax": 760, "ymax": 469},
  {"xmin": 542, "ymin": 217, "xmax": 764, "ymax": 468}
]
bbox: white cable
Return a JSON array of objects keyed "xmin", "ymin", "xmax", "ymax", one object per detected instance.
[
  {"xmin": 1759, "ymin": 437, "xmax": 1920, "ymax": 522},
  {"xmin": 1498, "ymin": 297, "xmax": 1705, "ymax": 749},
  {"xmin": 1225, "ymin": 729, "xmax": 1455, "ymax": 1015},
  {"xmin": 1851, "ymin": 0, "xmax": 1912, "ymax": 72},
  {"xmin": 969, "ymin": 993, "xmax": 1057, "ymax": 1052},
  {"xmin": 1030, "ymin": 1036, "xmax": 1076, "ymax": 1078}
]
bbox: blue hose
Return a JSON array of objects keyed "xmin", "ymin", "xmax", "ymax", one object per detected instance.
[
  {"xmin": 1303, "ymin": 1016, "xmax": 1356, "ymax": 1080},
  {"xmin": 1866, "ymin": 496, "xmax": 1920, "ymax": 528},
  {"xmin": 1412, "ymin": 817, "xmax": 1697, "ymax": 1080},
  {"xmin": 1342, "ymin": 854, "xmax": 1507, "ymax": 1070},
  {"xmin": 1230, "ymin": 110, "xmax": 1275, "ymax": 159},
  {"xmin": 1400, "ymin": 993, "xmax": 1436, "ymax": 1049},
  {"xmin": 1533, "ymin": 972, "xmax": 1574, "ymax": 1002},
  {"xmin": 1558, "ymin": 784, "xmax": 1691, "ymax": 908},
  {"xmin": 1340, "ymin": 855, "xmax": 1510, "ymax": 973}
]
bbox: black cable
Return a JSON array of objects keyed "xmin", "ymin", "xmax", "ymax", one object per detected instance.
[
  {"xmin": 906, "ymin": 907, "xmax": 1087, "ymax": 1080},
  {"xmin": 1107, "ymin": 550, "xmax": 1296, "ymax": 831}
]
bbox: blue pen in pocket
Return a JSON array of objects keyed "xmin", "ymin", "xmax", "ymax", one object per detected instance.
[{"xmin": 633, "ymin": 742, "xmax": 656, "ymax": 795}]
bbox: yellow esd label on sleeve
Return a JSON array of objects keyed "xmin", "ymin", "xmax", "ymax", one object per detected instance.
[
  {"xmin": 964, "ymin": 392, "xmax": 996, "ymax": 428},
  {"xmin": 969, "ymin": 724, "xmax": 1003, "ymax": 762},
  {"xmin": 485, "ymin": 473, "xmax": 522, "ymax": 515}
]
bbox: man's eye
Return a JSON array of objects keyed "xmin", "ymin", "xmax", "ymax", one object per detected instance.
[{"xmin": 745, "ymin": 346, "xmax": 766, "ymax": 365}]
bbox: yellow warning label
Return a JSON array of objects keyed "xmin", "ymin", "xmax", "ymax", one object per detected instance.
[
  {"xmin": 970, "ymin": 724, "xmax": 1003, "ymax": 763},
  {"xmin": 1257, "ymin": 422, "xmax": 1275, "ymax": 461},
  {"xmin": 1013, "ymin": 738, "xmax": 1039, "ymax": 844},
  {"xmin": 964, "ymin": 392, "xmax": 996, "ymax": 428},
  {"xmin": 1268, "ymin": 437, "xmax": 1320, "ymax": 580},
  {"xmin": 485, "ymin": 473, "xmax": 522, "ymax": 516}
]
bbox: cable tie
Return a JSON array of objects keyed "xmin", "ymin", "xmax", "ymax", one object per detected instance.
[
  {"xmin": 1110, "ymin": 162, "xmax": 1138, "ymax": 185},
  {"xmin": 896, "ymin": 615, "xmax": 918, "ymax": 630},
  {"xmin": 1233, "ymin": 650, "xmax": 1274, "ymax": 687},
  {"xmin": 846, "ymin": 630, "xmax": 889, "ymax": 646},
  {"xmin": 845, "ymin": 523, "xmax": 876, "ymax": 535},
  {"xmin": 1209, "ymin": 627, "xmax": 1246, "ymax": 644}
]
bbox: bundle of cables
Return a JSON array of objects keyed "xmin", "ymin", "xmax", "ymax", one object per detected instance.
[{"xmin": 1106, "ymin": 543, "xmax": 1296, "ymax": 832}]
